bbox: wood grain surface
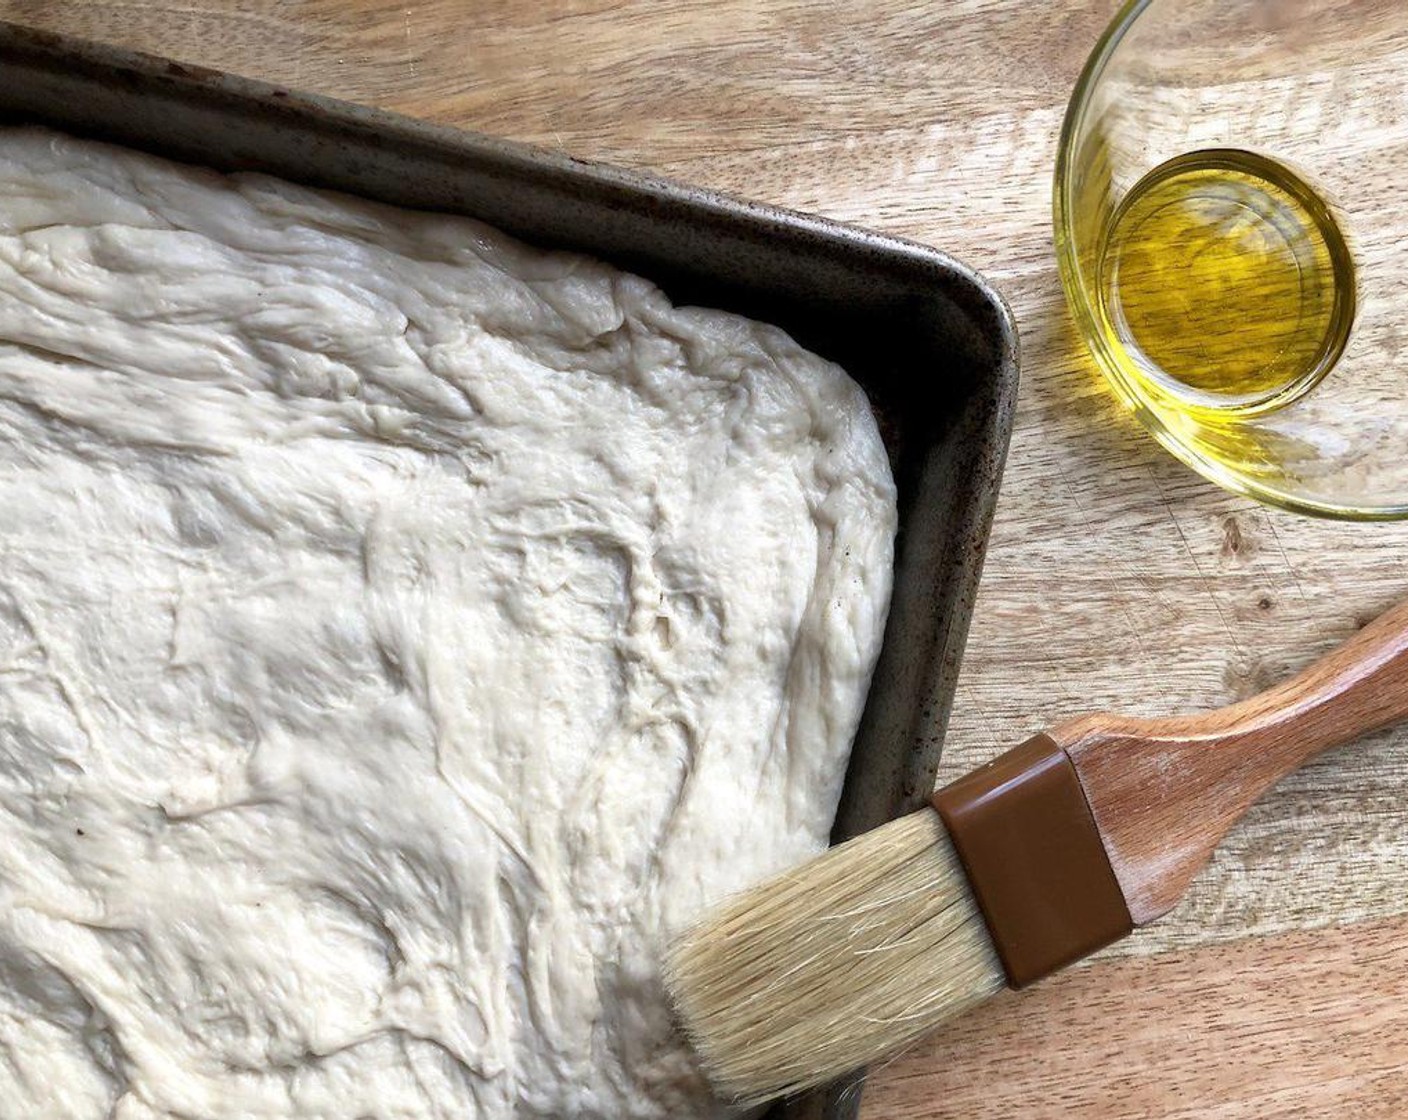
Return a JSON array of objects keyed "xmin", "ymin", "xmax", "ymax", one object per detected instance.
[
  {"xmin": 3, "ymin": 1, "xmax": 1406, "ymax": 1116},
  {"xmin": 1053, "ymin": 594, "xmax": 1408, "ymax": 926}
]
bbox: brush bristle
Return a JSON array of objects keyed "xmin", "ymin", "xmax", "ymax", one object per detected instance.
[{"xmin": 664, "ymin": 807, "xmax": 1006, "ymax": 1105}]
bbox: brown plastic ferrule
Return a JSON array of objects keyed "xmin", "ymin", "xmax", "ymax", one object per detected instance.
[{"xmin": 931, "ymin": 733, "xmax": 1133, "ymax": 989}]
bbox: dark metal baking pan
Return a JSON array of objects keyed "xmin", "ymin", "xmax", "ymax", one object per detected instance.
[{"xmin": 0, "ymin": 19, "xmax": 1018, "ymax": 1120}]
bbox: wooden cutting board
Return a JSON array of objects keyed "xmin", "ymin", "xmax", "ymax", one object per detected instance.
[{"xmin": 5, "ymin": 1, "xmax": 1407, "ymax": 1115}]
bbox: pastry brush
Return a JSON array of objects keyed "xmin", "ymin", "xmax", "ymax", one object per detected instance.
[{"xmin": 665, "ymin": 595, "xmax": 1408, "ymax": 1105}]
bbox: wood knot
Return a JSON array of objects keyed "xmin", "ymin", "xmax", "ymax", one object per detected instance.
[
  {"xmin": 1222, "ymin": 656, "xmax": 1281, "ymax": 699},
  {"xmin": 1220, "ymin": 515, "xmax": 1255, "ymax": 559}
]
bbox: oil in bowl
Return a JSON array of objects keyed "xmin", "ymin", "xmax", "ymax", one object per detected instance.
[{"xmin": 1096, "ymin": 148, "xmax": 1356, "ymax": 417}]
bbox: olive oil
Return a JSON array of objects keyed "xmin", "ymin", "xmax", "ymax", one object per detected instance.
[{"xmin": 1097, "ymin": 149, "xmax": 1355, "ymax": 415}]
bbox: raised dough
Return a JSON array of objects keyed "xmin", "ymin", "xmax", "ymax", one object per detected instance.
[{"xmin": 0, "ymin": 129, "xmax": 896, "ymax": 1119}]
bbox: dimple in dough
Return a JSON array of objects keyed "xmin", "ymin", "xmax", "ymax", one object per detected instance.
[{"xmin": 0, "ymin": 129, "xmax": 897, "ymax": 1119}]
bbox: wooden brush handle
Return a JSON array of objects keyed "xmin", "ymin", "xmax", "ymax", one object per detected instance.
[{"xmin": 1048, "ymin": 597, "xmax": 1408, "ymax": 926}]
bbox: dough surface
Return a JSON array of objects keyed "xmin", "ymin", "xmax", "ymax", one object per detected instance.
[{"xmin": 0, "ymin": 129, "xmax": 896, "ymax": 1119}]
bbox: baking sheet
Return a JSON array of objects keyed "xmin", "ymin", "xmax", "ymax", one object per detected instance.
[{"xmin": 0, "ymin": 19, "xmax": 1018, "ymax": 1119}]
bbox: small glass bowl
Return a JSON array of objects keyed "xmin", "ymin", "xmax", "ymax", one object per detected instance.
[{"xmin": 1055, "ymin": 0, "xmax": 1408, "ymax": 520}]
